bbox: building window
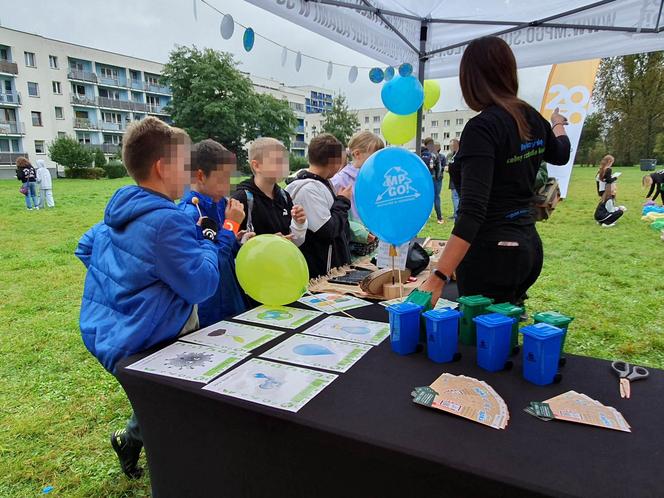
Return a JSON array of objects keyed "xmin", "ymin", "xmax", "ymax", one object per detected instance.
[
  {"xmin": 27, "ymin": 82, "xmax": 39, "ymax": 97},
  {"xmin": 443, "ymin": 119, "xmax": 450, "ymax": 126},
  {"xmin": 373, "ymin": 128, "xmax": 381, "ymax": 134},
  {"xmin": 0, "ymin": 48, "xmax": 8, "ymax": 61},
  {"xmin": 444, "ymin": 145, "xmax": 450, "ymax": 151},
  {"xmin": 443, "ymin": 132, "xmax": 450, "ymax": 139},
  {"xmin": 31, "ymin": 111, "xmax": 42, "ymax": 126},
  {"xmin": 55, "ymin": 106, "xmax": 64, "ymax": 119},
  {"xmin": 49, "ymin": 55, "xmax": 59, "ymax": 69},
  {"xmin": 52, "ymin": 81, "xmax": 62, "ymax": 94},
  {"xmin": 373, "ymin": 116, "xmax": 380, "ymax": 123},
  {"xmin": 24, "ymin": 52, "xmax": 36, "ymax": 67},
  {"xmin": 432, "ymin": 133, "xmax": 439, "ymax": 140},
  {"xmin": 456, "ymin": 118, "xmax": 464, "ymax": 125},
  {"xmin": 78, "ymin": 133, "xmax": 91, "ymax": 144},
  {"xmin": 455, "ymin": 131, "xmax": 461, "ymax": 138},
  {"xmin": 57, "ymin": 131, "xmax": 66, "ymax": 138},
  {"xmin": 102, "ymin": 112, "xmax": 122, "ymax": 123},
  {"xmin": 35, "ymin": 140, "xmax": 45, "ymax": 154},
  {"xmin": 100, "ymin": 67, "xmax": 119, "ymax": 80},
  {"xmin": 431, "ymin": 120, "xmax": 438, "ymax": 127},
  {"xmin": 73, "ymin": 84, "xmax": 85, "ymax": 97},
  {"xmin": 364, "ymin": 116, "xmax": 369, "ymax": 124}
]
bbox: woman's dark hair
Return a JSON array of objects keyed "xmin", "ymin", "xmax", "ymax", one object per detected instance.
[{"xmin": 459, "ymin": 36, "xmax": 531, "ymax": 140}]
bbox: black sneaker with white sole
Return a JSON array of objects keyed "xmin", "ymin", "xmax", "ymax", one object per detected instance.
[{"xmin": 110, "ymin": 429, "xmax": 143, "ymax": 479}]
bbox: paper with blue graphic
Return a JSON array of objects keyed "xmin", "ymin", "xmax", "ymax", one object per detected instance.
[
  {"xmin": 302, "ymin": 316, "xmax": 390, "ymax": 346},
  {"xmin": 260, "ymin": 334, "xmax": 372, "ymax": 373},
  {"xmin": 202, "ymin": 359, "xmax": 337, "ymax": 413},
  {"xmin": 234, "ymin": 305, "xmax": 322, "ymax": 330}
]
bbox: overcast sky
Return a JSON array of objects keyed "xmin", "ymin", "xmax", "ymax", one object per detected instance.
[{"xmin": 2, "ymin": 0, "xmax": 550, "ymax": 110}]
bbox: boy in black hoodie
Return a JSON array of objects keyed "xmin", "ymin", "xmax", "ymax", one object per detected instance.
[
  {"xmin": 285, "ymin": 133, "xmax": 352, "ymax": 278},
  {"xmin": 232, "ymin": 137, "xmax": 307, "ymax": 245}
]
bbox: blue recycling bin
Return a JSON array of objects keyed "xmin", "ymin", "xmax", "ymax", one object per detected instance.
[
  {"xmin": 387, "ymin": 302, "xmax": 423, "ymax": 355},
  {"xmin": 473, "ymin": 313, "xmax": 515, "ymax": 372},
  {"xmin": 423, "ymin": 308, "xmax": 461, "ymax": 363},
  {"xmin": 520, "ymin": 323, "xmax": 565, "ymax": 385}
]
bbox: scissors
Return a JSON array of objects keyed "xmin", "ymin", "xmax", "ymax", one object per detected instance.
[{"xmin": 611, "ymin": 361, "xmax": 649, "ymax": 399}]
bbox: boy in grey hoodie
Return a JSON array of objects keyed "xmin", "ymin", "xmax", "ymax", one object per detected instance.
[{"xmin": 36, "ymin": 159, "xmax": 55, "ymax": 208}]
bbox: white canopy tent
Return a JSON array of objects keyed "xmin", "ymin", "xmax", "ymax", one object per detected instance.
[{"xmin": 247, "ymin": 0, "xmax": 664, "ymax": 150}]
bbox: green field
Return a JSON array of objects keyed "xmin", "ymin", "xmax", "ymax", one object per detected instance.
[{"xmin": 1, "ymin": 167, "xmax": 662, "ymax": 497}]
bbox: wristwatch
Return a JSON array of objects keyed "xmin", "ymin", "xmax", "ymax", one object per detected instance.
[{"xmin": 432, "ymin": 269, "xmax": 451, "ymax": 283}]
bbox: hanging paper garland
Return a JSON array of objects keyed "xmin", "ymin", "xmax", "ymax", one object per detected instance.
[
  {"xmin": 327, "ymin": 61, "xmax": 333, "ymax": 80},
  {"xmin": 295, "ymin": 52, "xmax": 302, "ymax": 72},
  {"xmin": 192, "ymin": 0, "xmax": 198, "ymax": 21},
  {"xmin": 369, "ymin": 67, "xmax": 385, "ymax": 84},
  {"xmin": 220, "ymin": 14, "xmax": 234, "ymax": 39},
  {"xmin": 384, "ymin": 66, "xmax": 395, "ymax": 81},
  {"xmin": 348, "ymin": 66, "xmax": 358, "ymax": 83},
  {"xmin": 399, "ymin": 63, "xmax": 413, "ymax": 77},
  {"xmin": 280, "ymin": 47, "xmax": 288, "ymax": 66},
  {"xmin": 243, "ymin": 28, "xmax": 255, "ymax": 52}
]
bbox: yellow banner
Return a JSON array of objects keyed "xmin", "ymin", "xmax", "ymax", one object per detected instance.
[{"xmin": 540, "ymin": 59, "xmax": 600, "ymax": 197}]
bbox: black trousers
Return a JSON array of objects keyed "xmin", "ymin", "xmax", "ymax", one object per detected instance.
[
  {"xmin": 598, "ymin": 210, "xmax": 623, "ymax": 225},
  {"xmin": 456, "ymin": 225, "xmax": 543, "ymax": 305}
]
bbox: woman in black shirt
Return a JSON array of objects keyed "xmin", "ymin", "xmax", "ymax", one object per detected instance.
[{"xmin": 421, "ymin": 36, "xmax": 571, "ymax": 305}]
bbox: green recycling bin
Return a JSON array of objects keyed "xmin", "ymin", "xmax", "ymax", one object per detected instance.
[
  {"xmin": 486, "ymin": 302, "xmax": 524, "ymax": 354},
  {"xmin": 457, "ymin": 295, "xmax": 494, "ymax": 346},
  {"xmin": 533, "ymin": 311, "xmax": 574, "ymax": 362}
]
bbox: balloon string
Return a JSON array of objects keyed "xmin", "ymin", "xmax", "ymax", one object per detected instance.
[
  {"xmin": 398, "ymin": 266, "xmax": 403, "ymax": 300},
  {"xmin": 305, "ymin": 291, "xmax": 356, "ymax": 320}
]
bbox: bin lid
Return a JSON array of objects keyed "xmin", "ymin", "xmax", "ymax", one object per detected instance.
[
  {"xmin": 486, "ymin": 302, "xmax": 524, "ymax": 316},
  {"xmin": 457, "ymin": 295, "xmax": 494, "ymax": 307},
  {"xmin": 472, "ymin": 312, "xmax": 515, "ymax": 327},
  {"xmin": 533, "ymin": 311, "xmax": 574, "ymax": 326},
  {"xmin": 423, "ymin": 308, "xmax": 461, "ymax": 320},
  {"xmin": 386, "ymin": 302, "xmax": 423, "ymax": 315},
  {"xmin": 520, "ymin": 322, "xmax": 564, "ymax": 339}
]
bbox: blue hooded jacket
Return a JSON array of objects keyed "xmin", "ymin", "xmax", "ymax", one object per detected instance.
[
  {"xmin": 178, "ymin": 191, "xmax": 247, "ymax": 327},
  {"xmin": 75, "ymin": 185, "xmax": 219, "ymax": 373}
]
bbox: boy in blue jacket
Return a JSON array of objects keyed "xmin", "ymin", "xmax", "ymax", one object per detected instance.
[
  {"xmin": 75, "ymin": 117, "xmax": 220, "ymax": 479},
  {"xmin": 179, "ymin": 139, "xmax": 249, "ymax": 326}
]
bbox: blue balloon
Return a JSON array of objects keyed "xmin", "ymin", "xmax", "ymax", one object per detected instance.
[
  {"xmin": 355, "ymin": 147, "xmax": 434, "ymax": 246},
  {"xmin": 399, "ymin": 63, "xmax": 413, "ymax": 77},
  {"xmin": 381, "ymin": 75, "xmax": 424, "ymax": 115},
  {"xmin": 243, "ymin": 28, "xmax": 255, "ymax": 52},
  {"xmin": 369, "ymin": 67, "xmax": 384, "ymax": 83},
  {"xmin": 384, "ymin": 66, "xmax": 395, "ymax": 81}
]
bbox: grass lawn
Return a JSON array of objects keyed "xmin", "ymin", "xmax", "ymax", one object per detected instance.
[{"xmin": 0, "ymin": 166, "xmax": 662, "ymax": 497}]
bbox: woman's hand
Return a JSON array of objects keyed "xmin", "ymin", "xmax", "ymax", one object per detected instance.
[
  {"xmin": 419, "ymin": 274, "xmax": 445, "ymax": 306},
  {"xmin": 551, "ymin": 107, "xmax": 568, "ymax": 127}
]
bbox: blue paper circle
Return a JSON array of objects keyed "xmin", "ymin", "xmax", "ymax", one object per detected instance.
[
  {"xmin": 369, "ymin": 67, "xmax": 384, "ymax": 84},
  {"xmin": 399, "ymin": 63, "xmax": 413, "ymax": 77},
  {"xmin": 384, "ymin": 66, "xmax": 395, "ymax": 81},
  {"xmin": 243, "ymin": 28, "xmax": 255, "ymax": 52},
  {"xmin": 355, "ymin": 147, "xmax": 434, "ymax": 246},
  {"xmin": 380, "ymin": 74, "xmax": 424, "ymax": 115}
]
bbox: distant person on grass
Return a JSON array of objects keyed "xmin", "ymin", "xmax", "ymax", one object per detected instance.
[
  {"xmin": 421, "ymin": 136, "xmax": 446, "ymax": 224},
  {"xmin": 595, "ymin": 154, "xmax": 616, "ymax": 198},
  {"xmin": 446, "ymin": 138, "xmax": 460, "ymax": 220},
  {"xmin": 75, "ymin": 117, "xmax": 220, "ymax": 479},
  {"xmin": 16, "ymin": 156, "xmax": 38, "ymax": 210},
  {"xmin": 643, "ymin": 169, "xmax": 664, "ymax": 204},
  {"xmin": 594, "ymin": 183, "xmax": 627, "ymax": 227},
  {"xmin": 35, "ymin": 159, "xmax": 55, "ymax": 208}
]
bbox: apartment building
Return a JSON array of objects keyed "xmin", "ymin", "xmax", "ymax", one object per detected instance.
[{"xmin": 0, "ymin": 26, "xmax": 173, "ymax": 178}]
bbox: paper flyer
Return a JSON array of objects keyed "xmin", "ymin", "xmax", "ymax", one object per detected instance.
[
  {"xmin": 180, "ymin": 320, "xmax": 284, "ymax": 352},
  {"xmin": 298, "ymin": 292, "xmax": 372, "ymax": 313},
  {"xmin": 302, "ymin": 315, "xmax": 389, "ymax": 346},
  {"xmin": 234, "ymin": 305, "xmax": 322, "ymax": 330}
]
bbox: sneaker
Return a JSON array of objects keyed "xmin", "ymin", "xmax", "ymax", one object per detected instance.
[
  {"xmin": 600, "ymin": 223, "xmax": 616, "ymax": 228},
  {"xmin": 436, "ymin": 219, "xmax": 445, "ymax": 225},
  {"xmin": 110, "ymin": 429, "xmax": 143, "ymax": 479}
]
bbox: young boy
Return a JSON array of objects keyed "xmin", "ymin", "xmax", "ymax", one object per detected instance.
[
  {"xmin": 179, "ymin": 139, "xmax": 248, "ymax": 326},
  {"xmin": 35, "ymin": 159, "xmax": 55, "ymax": 208},
  {"xmin": 285, "ymin": 133, "xmax": 351, "ymax": 278},
  {"xmin": 232, "ymin": 137, "xmax": 307, "ymax": 245},
  {"xmin": 75, "ymin": 117, "xmax": 220, "ymax": 479}
]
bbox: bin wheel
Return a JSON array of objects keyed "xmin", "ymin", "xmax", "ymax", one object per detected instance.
[
  {"xmin": 453, "ymin": 352, "xmax": 462, "ymax": 362},
  {"xmin": 512, "ymin": 345, "xmax": 521, "ymax": 355},
  {"xmin": 553, "ymin": 373, "xmax": 563, "ymax": 384},
  {"xmin": 559, "ymin": 357, "xmax": 567, "ymax": 367},
  {"xmin": 415, "ymin": 344, "xmax": 424, "ymax": 353},
  {"xmin": 504, "ymin": 360, "xmax": 514, "ymax": 371}
]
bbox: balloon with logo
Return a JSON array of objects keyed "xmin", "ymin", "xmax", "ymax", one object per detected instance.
[
  {"xmin": 381, "ymin": 74, "xmax": 424, "ymax": 115},
  {"xmin": 235, "ymin": 234, "xmax": 309, "ymax": 305},
  {"xmin": 381, "ymin": 112, "xmax": 417, "ymax": 145},
  {"xmin": 423, "ymin": 80, "xmax": 441, "ymax": 110},
  {"xmin": 355, "ymin": 147, "xmax": 434, "ymax": 246}
]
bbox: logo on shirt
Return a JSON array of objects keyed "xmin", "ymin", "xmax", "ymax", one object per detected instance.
[{"xmin": 376, "ymin": 166, "xmax": 421, "ymax": 207}]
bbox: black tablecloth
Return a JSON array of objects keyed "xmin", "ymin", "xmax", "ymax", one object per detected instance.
[{"xmin": 117, "ymin": 300, "xmax": 664, "ymax": 498}]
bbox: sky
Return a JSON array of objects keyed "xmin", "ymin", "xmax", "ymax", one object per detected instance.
[{"xmin": 1, "ymin": 0, "xmax": 551, "ymax": 111}]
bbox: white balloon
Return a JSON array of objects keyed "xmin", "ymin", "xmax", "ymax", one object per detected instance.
[
  {"xmin": 348, "ymin": 66, "xmax": 358, "ymax": 83},
  {"xmin": 220, "ymin": 14, "xmax": 234, "ymax": 40},
  {"xmin": 327, "ymin": 61, "xmax": 333, "ymax": 80},
  {"xmin": 295, "ymin": 52, "xmax": 302, "ymax": 72},
  {"xmin": 281, "ymin": 47, "xmax": 288, "ymax": 66},
  {"xmin": 192, "ymin": 0, "xmax": 197, "ymax": 21}
]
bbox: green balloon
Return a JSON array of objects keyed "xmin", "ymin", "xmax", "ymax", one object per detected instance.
[
  {"xmin": 423, "ymin": 80, "xmax": 441, "ymax": 110},
  {"xmin": 235, "ymin": 234, "xmax": 309, "ymax": 306},
  {"xmin": 381, "ymin": 111, "xmax": 417, "ymax": 145}
]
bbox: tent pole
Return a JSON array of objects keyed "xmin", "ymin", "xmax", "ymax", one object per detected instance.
[{"xmin": 415, "ymin": 22, "xmax": 428, "ymax": 157}]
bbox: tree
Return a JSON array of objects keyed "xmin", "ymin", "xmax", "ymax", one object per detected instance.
[
  {"xmin": 594, "ymin": 52, "xmax": 664, "ymax": 165},
  {"xmin": 93, "ymin": 148, "xmax": 107, "ymax": 168},
  {"xmin": 48, "ymin": 136, "xmax": 94, "ymax": 169},
  {"xmin": 576, "ymin": 113, "xmax": 604, "ymax": 166},
  {"xmin": 162, "ymin": 46, "xmax": 262, "ymax": 165},
  {"xmin": 321, "ymin": 94, "xmax": 360, "ymax": 146},
  {"xmin": 254, "ymin": 93, "xmax": 298, "ymax": 148}
]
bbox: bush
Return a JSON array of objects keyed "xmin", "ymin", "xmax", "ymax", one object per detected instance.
[
  {"xmin": 93, "ymin": 148, "xmax": 107, "ymax": 168},
  {"xmin": 65, "ymin": 167, "xmax": 106, "ymax": 179},
  {"xmin": 103, "ymin": 159, "xmax": 128, "ymax": 179},
  {"xmin": 289, "ymin": 153, "xmax": 308, "ymax": 172}
]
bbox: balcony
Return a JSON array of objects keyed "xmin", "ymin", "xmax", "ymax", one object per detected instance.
[
  {"xmin": 71, "ymin": 95, "xmax": 97, "ymax": 107},
  {"xmin": 291, "ymin": 140, "xmax": 307, "ymax": 149},
  {"xmin": 147, "ymin": 104, "xmax": 168, "ymax": 115},
  {"xmin": 68, "ymin": 69, "xmax": 98, "ymax": 83},
  {"xmin": 295, "ymin": 125, "xmax": 305, "ymax": 133},
  {"xmin": 0, "ymin": 121, "xmax": 25, "ymax": 135},
  {"xmin": 144, "ymin": 82, "xmax": 171, "ymax": 94},
  {"xmin": 0, "ymin": 152, "xmax": 27, "ymax": 164},
  {"xmin": 99, "ymin": 76, "xmax": 123, "ymax": 87},
  {"xmin": 0, "ymin": 59, "xmax": 18, "ymax": 75},
  {"xmin": 74, "ymin": 118, "xmax": 98, "ymax": 130},
  {"xmin": 82, "ymin": 143, "xmax": 121, "ymax": 154},
  {"xmin": 130, "ymin": 79, "xmax": 143, "ymax": 90},
  {"xmin": 0, "ymin": 91, "xmax": 20, "ymax": 106},
  {"xmin": 98, "ymin": 96, "xmax": 147, "ymax": 112},
  {"xmin": 100, "ymin": 121, "xmax": 125, "ymax": 132}
]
